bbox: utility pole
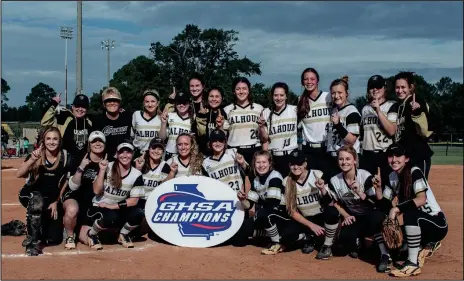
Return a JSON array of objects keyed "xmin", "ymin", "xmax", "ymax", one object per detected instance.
[
  {"xmin": 76, "ymin": 1, "xmax": 83, "ymax": 95},
  {"xmin": 101, "ymin": 39, "xmax": 115, "ymax": 88},
  {"xmin": 60, "ymin": 26, "xmax": 73, "ymax": 107}
]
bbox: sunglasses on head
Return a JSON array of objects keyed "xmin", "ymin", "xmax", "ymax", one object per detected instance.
[{"xmin": 104, "ymin": 98, "xmax": 120, "ymax": 104}]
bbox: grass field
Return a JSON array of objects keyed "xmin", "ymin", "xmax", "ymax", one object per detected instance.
[{"xmin": 430, "ymin": 144, "xmax": 463, "ymax": 165}]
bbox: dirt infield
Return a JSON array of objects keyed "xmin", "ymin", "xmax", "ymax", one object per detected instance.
[{"xmin": 2, "ymin": 158, "xmax": 462, "ymax": 279}]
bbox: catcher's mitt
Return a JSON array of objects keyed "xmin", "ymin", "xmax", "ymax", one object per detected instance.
[
  {"xmin": 1, "ymin": 219, "xmax": 26, "ymax": 236},
  {"xmin": 382, "ymin": 217, "xmax": 403, "ymax": 249}
]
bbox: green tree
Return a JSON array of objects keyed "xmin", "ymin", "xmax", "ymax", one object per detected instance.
[
  {"xmin": 1, "ymin": 78, "xmax": 11, "ymax": 111},
  {"xmin": 25, "ymin": 83, "xmax": 57, "ymax": 114},
  {"xmin": 17, "ymin": 105, "xmax": 32, "ymax": 122}
]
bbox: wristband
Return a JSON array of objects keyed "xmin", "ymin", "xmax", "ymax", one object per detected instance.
[
  {"xmin": 118, "ymin": 200, "xmax": 128, "ymax": 209},
  {"xmin": 334, "ymin": 123, "xmax": 348, "ymax": 139},
  {"xmin": 77, "ymin": 166, "xmax": 85, "ymax": 173},
  {"xmin": 397, "ymin": 199, "xmax": 416, "ymax": 213}
]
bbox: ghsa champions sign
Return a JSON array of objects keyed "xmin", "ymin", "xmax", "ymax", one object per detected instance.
[{"xmin": 144, "ymin": 176, "xmax": 245, "ymax": 248}]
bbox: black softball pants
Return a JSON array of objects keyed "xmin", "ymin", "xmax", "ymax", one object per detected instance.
[
  {"xmin": 302, "ymin": 145, "xmax": 332, "ymax": 177},
  {"xmin": 19, "ymin": 185, "xmax": 63, "ymax": 246},
  {"xmin": 87, "ymin": 206, "xmax": 145, "ymax": 230},
  {"xmin": 360, "ymin": 150, "xmax": 392, "ymax": 188},
  {"xmin": 403, "ymin": 209, "xmax": 448, "ymax": 245},
  {"xmin": 337, "ymin": 210, "xmax": 386, "ymax": 253},
  {"xmin": 280, "ymin": 206, "xmax": 340, "ymax": 247},
  {"xmin": 272, "ymin": 152, "xmax": 294, "ymax": 178}
]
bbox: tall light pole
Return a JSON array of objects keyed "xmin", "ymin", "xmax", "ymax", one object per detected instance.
[
  {"xmin": 101, "ymin": 39, "xmax": 115, "ymax": 88},
  {"xmin": 76, "ymin": 1, "xmax": 83, "ymax": 95},
  {"xmin": 60, "ymin": 26, "xmax": 73, "ymax": 107}
]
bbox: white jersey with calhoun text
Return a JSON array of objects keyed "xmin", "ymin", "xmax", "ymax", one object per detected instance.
[
  {"xmin": 384, "ymin": 167, "xmax": 441, "ymax": 216},
  {"xmin": 361, "ymin": 101, "xmax": 398, "ymax": 151},
  {"xmin": 326, "ymin": 104, "xmax": 361, "ymax": 153},
  {"xmin": 262, "ymin": 105, "xmax": 298, "ymax": 152},
  {"xmin": 141, "ymin": 161, "xmax": 171, "ymax": 200},
  {"xmin": 92, "ymin": 162, "xmax": 145, "ymax": 206},
  {"xmin": 328, "ymin": 169, "xmax": 375, "ymax": 216},
  {"xmin": 283, "ymin": 169, "xmax": 324, "ymax": 217},
  {"xmin": 202, "ymin": 148, "xmax": 244, "ymax": 192},
  {"xmin": 299, "ymin": 91, "xmax": 332, "ymax": 144},
  {"xmin": 131, "ymin": 110, "xmax": 162, "ymax": 152},
  {"xmin": 165, "ymin": 112, "xmax": 192, "ymax": 154},
  {"xmin": 223, "ymin": 103, "xmax": 264, "ymax": 147},
  {"xmin": 166, "ymin": 154, "xmax": 202, "ymax": 178}
]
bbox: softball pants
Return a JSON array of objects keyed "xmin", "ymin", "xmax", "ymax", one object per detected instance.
[
  {"xmin": 360, "ymin": 150, "xmax": 392, "ymax": 188},
  {"xmin": 87, "ymin": 206, "xmax": 145, "ymax": 233}
]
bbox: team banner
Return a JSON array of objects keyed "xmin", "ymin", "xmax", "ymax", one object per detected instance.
[{"xmin": 144, "ymin": 176, "xmax": 245, "ymax": 248}]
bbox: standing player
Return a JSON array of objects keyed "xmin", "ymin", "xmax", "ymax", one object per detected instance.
[
  {"xmin": 222, "ymin": 77, "xmax": 264, "ymax": 164},
  {"xmin": 16, "ymin": 127, "xmax": 75, "ymax": 256},
  {"xmin": 166, "ymin": 133, "xmax": 204, "ymax": 178},
  {"xmin": 360, "ymin": 75, "xmax": 398, "ymax": 187},
  {"xmin": 326, "ymin": 76, "xmax": 362, "ymax": 177},
  {"xmin": 202, "ymin": 129, "xmax": 249, "ymax": 193},
  {"xmin": 375, "ymin": 143, "xmax": 447, "ymax": 277},
  {"xmin": 131, "ymin": 89, "xmax": 162, "ymax": 157},
  {"xmin": 297, "ymin": 68, "xmax": 332, "ymax": 174},
  {"xmin": 259, "ymin": 82, "xmax": 298, "ymax": 177},
  {"xmin": 160, "ymin": 92, "xmax": 196, "ymax": 160},
  {"xmin": 393, "ymin": 72, "xmax": 434, "ymax": 179},
  {"xmin": 164, "ymin": 73, "xmax": 207, "ymax": 115},
  {"xmin": 92, "ymin": 87, "xmax": 132, "ymax": 161}
]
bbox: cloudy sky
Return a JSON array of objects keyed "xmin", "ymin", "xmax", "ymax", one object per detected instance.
[{"xmin": 2, "ymin": 1, "xmax": 463, "ymax": 107}]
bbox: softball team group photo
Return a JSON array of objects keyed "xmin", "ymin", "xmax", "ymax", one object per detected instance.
[{"xmin": 12, "ymin": 68, "xmax": 447, "ymax": 278}]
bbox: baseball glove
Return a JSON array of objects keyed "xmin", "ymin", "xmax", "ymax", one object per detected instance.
[
  {"xmin": 382, "ymin": 217, "xmax": 403, "ymax": 249},
  {"xmin": 1, "ymin": 219, "xmax": 26, "ymax": 236}
]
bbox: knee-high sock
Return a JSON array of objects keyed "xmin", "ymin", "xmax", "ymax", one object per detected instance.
[
  {"xmin": 374, "ymin": 233, "xmax": 390, "ymax": 256},
  {"xmin": 323, "ymin": 223, "xmax": 339, "ymax": 246},
  {"xmin": 405, "ymin": 225, "xmax": 421, "ymax": 264},
  {"xmin": 265, "ymin": 224, "xmax": 280, "ymax": 243}
]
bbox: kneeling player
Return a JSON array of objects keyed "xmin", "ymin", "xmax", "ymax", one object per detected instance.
[
  {"xmin": 234, "ymin": 150, "xmax": 289, "ymax": 255},
  {"xmin": 376, "ymin": 144, "xmax": 448, "ymax": 277},
  {"xmin": 279, "ymin": 150, "xmax": 340, "ymax": 257},
  {"xmin": 81, "ymin": 143, "xmax": 145, "ymax": 250}
]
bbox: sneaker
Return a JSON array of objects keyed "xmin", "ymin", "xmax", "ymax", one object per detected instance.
[
  {"xmin": 22, "ymin": 235, "xmax": 33, "ymax": 247},
  {"xmin": 301, "ymin": 239, "xmax": 315, "ymax": 254},
  {"xmin": 25, "ymin": 242, "xmax": 42, "ymax": 256},
  {"xmin": 426, "ymin": 241, "xmax": 441, "ymax": 258},
  {"xmin": 260, "ymin": 243, "xmax": 283, "ymax": 255},
  {"xmin": 316, "ymin": 245, "xmax": 332, "ymax": 260},
  {"xmin": 86, "ymin": 230, "xmax": 103, "ymax": 250},
  {"xmin": 64, "ymin": 234, "xmax": 76, "ymax": 250},
  {"xmin": 377, "ymin": 254, "xmax": 392, "ymax": 273},
  {"xmin": 389, "ymin": 260, "xmax": 421, "ymax": 277},
  {"xmin": 349, "ymin": 250, "xmax": 359, "ymax": 259},
  {"xmin": 118, "ymin": 233, "xmax": 134, "ymax": 248}
]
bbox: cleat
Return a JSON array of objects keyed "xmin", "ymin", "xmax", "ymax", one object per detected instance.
[
  {"xmin": 64, "ymin": 234, "xmax": 76, "ymax": 250},
  {"xmin": 261, "ymin": 243, "xmax": 283, "ymax": 255},
  {"xmin": 389, "ymin": 260, "xmax": 421, "ymax": 277},
  {"xmin": 426, "ymin": 241, "xmax": 441, "ymax": 258},
  {"xmin": 349, "ymin": 250, "xmax": 359, "ymax": 259},
  {"xmin": 86, "ymin": 230, "xmax": 103, "ymax": 250},
  {"xmin": 377, "ymin": 254, "xmax": 392, "ymax": 273},
  {"xmin": 22, "ymin": 235, "xmax": 33, "ymax": 247},
  {"xmin": 25, "ymin": 242, "xmax": 42, "ymax": 256},
  {"xmin": 301, "ymin": 239, "xmax": 315, "ymax": 254},
  {"xmin": 316, "ymin": 245, "xmax": 332, "ymax": 260},
  {"xmin": 118, "ymin": 233, "xmax": 134, "ymax": 248}
]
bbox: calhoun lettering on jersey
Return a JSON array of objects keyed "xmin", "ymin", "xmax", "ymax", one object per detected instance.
[
  {"xmin": 169, "ymin": 127, "xmax": 190, "ymax": 135},
  {"xmin": 105, "ymin": 186, "xmax": 129, "ymax": 197},
  {"xmin": 135, "ymin": 130, "xmax": 160, "ymax": 138},
  {"xmin": 363, "ymin": 116, "xmax": 379, "ymax": 125},
  {"xmin": 306, "ymin": 108, "xmax": 330, "ymax": 119},
  {"xmin": 210, "ymin": 166, "xmax": 239, "ymax": 180},
  {"xmin": 297, "ymin": 193, "xmax": 321, "ymax": 205},
  {"xmin": 229, "ymin": 115, "xmax": 259, "ymax": 124},
  {"xmin": 269, "ymin": 124, "xmax": 296, "ymax": 135},
  {"xmin": 102, "ymin": 126, "xmax": 129, "ymax": 136},
  {"xmin": 143, "ymin": 178, "xmax": 161, "ymax": 188}
]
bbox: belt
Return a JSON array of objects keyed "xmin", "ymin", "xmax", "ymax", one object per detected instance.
[
  {"xmin": 230, "ymin": 144, "xmax": 260, "ymax": 149},
  {"xmin": 273, "ymin": 150, "xmax": 293, "ymax": 156},
  {"xmin": 303, "ymin": 142, "xmax": 325, "ymax": 148}
]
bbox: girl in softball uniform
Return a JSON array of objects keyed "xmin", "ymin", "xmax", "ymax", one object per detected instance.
[
  {"xmin": 166, "ymin": 133, "xmax": 204, "ymax": 178},
  {"xmin": 279, "ymin": 150, "xmax": 340, "ymax": 256},
  {"xmin": 131, "ymin": 89, "xmax": 162, "ymax": 157},
  {"xmin": 222, "ymin": 77, "xmax": 264, "ymax": 164},
  {"xmin": 201, "ymin": 129, "xmax": 249, "ymax": 193},
  {"xmin": 234, "ymin": 150, "xmax": 289, "ymax": 255},
  {"xmin": 297, "ymin": 68, "xmax": 332, "ymax": 175},
  {"xmin": 84, "ymin": 142, "xmax": 145, "ymax": 250},
  {"xmin": 62, "ymin": 131, "xmax": 107, "ymax": 250},
  {"xmin": 320, "ymin": 145, "xmax": 391, "ymax": 273},
  {"xmin": 360, "ymin": 75, "xmax": 398, "ymax": 190},
  {"xmin": 259, "ymin": 82, "xmax": 298, "ymax": 177},
  {"xmin": 160, "ymin": 92, "xmax": 196, "ymax": 160},
  {"xmin": 375, "ymin": 143, "xmax": 447, "ymax": 277},
  {"xmin": 16, "ymin": 127, "xmax": 75, "ymax": 256},
  {"xmin": 326, "ymin": 76, "xmax": 362, "ymax": 177},
  {"xmin": 393, "ymin": 72, "xmax": 434, "ymax": 179}
]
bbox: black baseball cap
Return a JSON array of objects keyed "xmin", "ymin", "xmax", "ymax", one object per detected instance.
[
  {"xmin": 289, "ymin": 150, "xmax": 306, "ymax": 166},
  {"xmin": 73, "ymin": 94, "xmax": 89, "ymax": 108},
  {"xmin": 368, "ymin": 75, "xmax": 386, "ymax": 90},
  {"xmin": 175, "ymin": 92, "xmax": 190, "ymax": 104},
  {"xmin": 386, "ymin": 143, "xmax": 407, "ymax": 157},
  {"xmin": 149, "ymin": 138, "xmax": 165, "ymax": 149},
  {"xmin": 210, "ymin": 129, "xmax": 226, "ymax": 142}
]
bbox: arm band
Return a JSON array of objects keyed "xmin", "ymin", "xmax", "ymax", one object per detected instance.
[
  {"xmin": 334, "ymin": 123, "xmax": 348, "ymax": 139},
  {"xmin": 397, "ymin": 199, "xmax": 417, "ymax": 213},
  {"xmin": 118, "ymin": 200, "xmax": 128, "ymax": 209}
]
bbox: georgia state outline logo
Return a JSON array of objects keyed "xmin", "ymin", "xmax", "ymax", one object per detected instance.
[{"xmin": 151, "ymin": 184, "xmax": 235, "ymax": 240}]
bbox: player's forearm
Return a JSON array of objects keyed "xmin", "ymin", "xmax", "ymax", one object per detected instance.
[
  {"xmin": 377, "ymin": 111, "xmax": 396, "ymax": 137},
  {"xmin": 16, "ymin": 159, "xmax": 36, "ymax": 178},
  {"xmin": 258, "ymin": 127, "xmax": 269, "ymax": 143},
  {"xmin": 291, "ymin": 210, "xmax": 315, "ymax": 229},
  {"xmin": 93, "ymin": 171, "xmax": 106, "ymax": 195},
  {"xmin": 159, "ymin": 123, "xmax": 168, "ymax": 140},
  {"xmin": 334, "ymin": 202, "xmax": 350, "ymax": 218}
]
